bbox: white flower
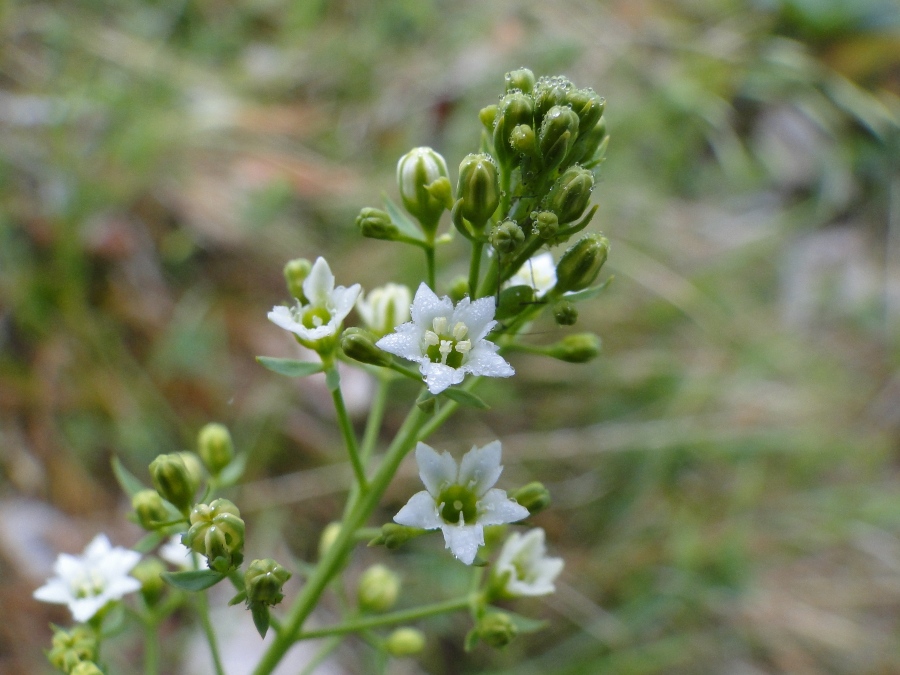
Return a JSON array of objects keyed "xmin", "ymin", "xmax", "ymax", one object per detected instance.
[
  {"xmin": 507, "ymin": 252, "xmax": 557, "ymax": 295},
  {"xmin": 268, "ymin": 257, "xmax": 361, "ymax": 345},
  {"xmin": 159, "ymin": 535, "xmax": 204, "ymax": 570},
  {"xmin": 394, "ymin": 441, "xmax": 529, "ymax": 565},
  {"xmin": 493, "ymin": 528, "xmax": 564, "ymax": 597},
  {"xmin": 356, "ymin": 283, "xmax": 412, "ymax": 337},
  {"xmin": 33, "ymin": 534, "xmax": 141, "ymax": 622},
  {"xmin": 375, "ymin": 283, "xmax": 514, "ymax": 395}
]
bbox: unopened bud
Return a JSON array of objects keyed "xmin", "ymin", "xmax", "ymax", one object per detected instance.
[
  {"xmin": 531, "ymin": 211, "xmax": 559, "ymax": 240},
  {"xmin": 397, "ymin": 147, "xmax": 450, "ymax": 233},
  {"xmin": 547, "ymin": 333, "xmax": 601, "ymax": 363},
  {"xmin": 477, "ymin": 612, "xmax": 518, "ymax": 648},
  {"xmin": 283, "ymin": 258, "xmax": 312, "ymax": 303},
  {"xmin": 457, "ymin": 153, "xmax": 500, "ymax": 227},
  {"xmin": 369, "ymin": 523, "xmax": 427, "ymax": 550},
  {"xmin": 356, "ymin": 207, "xmax": 399, "ymax": 241},
  {"xmin": 385, "ymin": 627, "xmax": 426, "ymax": 657},
  {"xmin": 554, "ymin": 234, "xmax": 609, "ymax": 293},
  {"xmin": 131, "ymin": 557, "xmax": 166, "ymax": 606},
  {"xmin": 341, "ymin": 327, "xmax": 392, "ymax": 367},
  {"xmin": 496, "ymin": 284, "xmax": 535, "ymax": 321},
  {"xmin": 493, "ymin": 92, "xmax": 534, "ymax": 167},
  {"xmin": 509, "ymin": 124, "xmax": 537, "ymax": 156},
  {"xmin": 245, "ymin": 558, "xmax": 291, "ymax": 606},
  {"xmin": 566, "ymin": 87, "xmax": 605, "ymax": 132},
  {"xmin": 543, "ymin": 166, "xmax": 594, "ymax": 225},
  {"xmin": 149, "ymin": 453, "xmax": 198, "ymax": 514},
  {"xmin": 48, "ymin": 626, "xmax": 97, "ymax": 673},
  {"xmin": 479, "ymin": 104, "xmax": 498, "ymax": 131},
  {"xmin": 178, "ymin": 452, "xmax": 205, "ymax": 490},
  {"xmin": 197, "ymin": 423, "xmax": 234, "ymax": 476},
  {"xmin": 184, "ymin": 499, "xmax": 245, "ymax": 573},
  {"xmin": 490, "ymin": 220, "xmax": 524, "ymax": 256},
  {"xmin": 509, "ymin": 482, "xmax": 552, "ymax": 515},
  {"xmin": 319, "ymin": 522, "xmax": 342, "ymax": 559},
  {"xmin": 133, "ymin": 489, "xmax": 169, "ymax": 529},
  {"xmin": 447, "ymin": 276, "xmax": 469, "ymax": 304},
  {"xmin": 357, "ymin": 564, "xmax": 401, "ymax": 613},
  {"xmin": 533, "ymin": 75, "xmax": 573, "ymax": 129},
  {"xmin": 539, "ymin": 105, "xmax": 579, "ymax": 171},
  {"xmin": 70, "ymin": 662, "xmax": 104, "ymax": 675},
  {"xmin": 505, "ymin": 67, "xmax": 536, "ymax": 94},
  {"xmin": 553, "ymin": 300, "xmax": 578, "ymax": 326},
  {"xmin": 356, "ymin": 283, "xmax": 411, "ymax": 336}
]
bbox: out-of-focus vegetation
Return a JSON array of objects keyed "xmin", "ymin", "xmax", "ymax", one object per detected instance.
[{"xmin": 2, "ymin": 0, "xmax": 900, "ymax": 673}]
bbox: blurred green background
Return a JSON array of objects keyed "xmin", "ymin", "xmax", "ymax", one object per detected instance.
[{"xmin": 2, "ymin": 0, "xmax": 900, "ymax": 673}]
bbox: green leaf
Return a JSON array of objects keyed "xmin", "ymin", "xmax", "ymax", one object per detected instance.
[
  {"xmin": 161, "ymin": 569, "xmax": 224, "ymax": 592},
  {"xmin": 464, "ymin": 627, "xmax": 480, "ymax": 652},
  {"xmin": 256, "ymin": 356, "xmax": 323, "ymax": 378},
  {"xmin": 563, "ymin": 275, "xmax": 614, "ymax": 303},
  {"xmin": 382, "ymin": 194, "xmax": 426, "ymax": 242},
  {"xmin": 228, "ymin": 590, "xmax": 247, "ymax": 606},
  {"xmin": 486, "ymin": 606, "xmax": 548, "ymax": 634},
  {"xmin": 441, "ymin": 388, "xmax": 490, "ymax": 409},
  {"xmin": 133, "ymin": 531, "xmax": 166, "ymax": 554},
  {"xmin": 251, "ymin": 603, "xmax": 271, "ymax": 638},
  {"xmin": 111, "ymin": 456, "xmax": 147, "ymax": 498},
  {"xmin": 215, "ymin": 452, "xmax": 248, "ymax": 488}
]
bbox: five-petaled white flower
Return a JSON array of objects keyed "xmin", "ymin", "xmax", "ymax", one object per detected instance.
[
  {"xmin": 268, "ymin": 257, "xmax": 361, "ymax": 346},
  {"xmin": 375, "ymin": 283, "xmax": 514, "ymax": 395},
  {"xmin": 493, "ymin": 528, "xmax": 564, "ymax": 597},
  {"xmin": 33, "ymin": 534, "xmax": 141, "ymax": 623},
  {"xmin": 394, "ymin": 441, "xmax": 529, "ymax": 565},
  {"xmin": 507, "ymin": 252, "xmax": 557, "ymax": 296}
]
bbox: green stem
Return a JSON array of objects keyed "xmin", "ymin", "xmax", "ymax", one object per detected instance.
[
  {"xmin": 469, "ymin": 240, "xmax": 484, "ymax": 298},
  {"xmin": 328, "ymin": 367, "xmax": 368, "ymax": 492},
  {"xmin": 360, "ymin": 375, "xmax": 391, "ymax": 463},
  {"xmin": 143, "ymin": 618, "xmax": 159, "ymax": 675},
  {"xmin": 296, "ymin": 595, "xmax": 474, "ymax": 640},
  {"xmin": 196, "ymin": 593, "xmax": 226, "ymax": 675},
  {"xmin": 425, "ymin": 244, "xmax": 436, "ymax": 289}
]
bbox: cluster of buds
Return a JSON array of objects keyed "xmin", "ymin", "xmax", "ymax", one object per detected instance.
[
  {"xmin": 183, "ymin": 499, "xmax": 246, "ymax": 574},
  {"xmin": 47, "ymin": 626, "xmax": 98, "ymax": 673}
]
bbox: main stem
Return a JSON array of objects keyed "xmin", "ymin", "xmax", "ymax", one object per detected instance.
[
  {"xmin": 197, "ymin": 593, "xmax": 226, "ymax": 675},
  {"xmin": 328, "ymin": 367, "xmax": 368, "ymax": 491}
]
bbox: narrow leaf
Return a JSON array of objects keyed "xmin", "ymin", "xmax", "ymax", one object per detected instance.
[
  {"xmin": 228, "ymin": 590, "xmax": 247, "ymax": 606},
  {"xmin": 441, "ymin": 388, "xmax": 490, "ymax": 409},
  {"xmin": 486, "ymin": 606, "xmax": 549, "ymax": 634},
  {"xmin": 256, "ymin": 356, "xmax": 323, "ymax": 378},
  {"xmin": 111, "ymin": 456, "xmax": 147, "ymax": 498},
  {"xmin": 216, "ymin": 452, "xmax": 248, "ymax": 488},
  {"xmin": 251, "ymin": 603, "xmax": 271, "ymax": 638},
  {"xmin": 382, "ymin": 194, "xmax": 426, "ymax": 242},
  {"xmin": 161, "ymin": 569, "xmax": 224, "ymax": 592},
  {"xmin": 564, "ymin": 275, "xmax": 614, "ymax": 303},
  {"xmin": 133, "ymin": 531, "xmax": 166, "ymax": 554}
]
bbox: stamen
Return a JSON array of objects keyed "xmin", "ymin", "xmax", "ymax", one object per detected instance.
[
  {"xmin": 423, "ymin": 331, "xmax": 440, "ymax": 346},
  {"xmin": 432, "ymin": 317, "xmax": 448, "ymax": 335},
  {"xmin": 455, "ymin": 340, "xmax": 472, "ymax": 355},
  {"xmin": 452, "ymin": 322, "xmax": 468, "ymax": 340},
  {"xmin": 439, "ymin": 340, "xmax": 453, "ymax": 365}
]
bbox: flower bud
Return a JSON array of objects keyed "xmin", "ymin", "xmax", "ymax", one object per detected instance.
[
  {"xmin": 543, "ymin": 166, "xmax": 594, "ymax": 225},
  {"xmin": 368, "ymin": 523, "xmax": 427, "ymax": 550},
  {"xmin": 509, "ymin": 124, "xmax": 537, "ymax": 156},
  {"xmin": 245, "ymin": 558, "xmax": 291, "ymax": 606},
  {"xmin": 341, "ymin": 327, "xmax": 392, "ymax": 367},
  {"xmin": 479, "ymin": 104, "xmax": 498, "ymax": 131},
  {"xmin": 546, "ymin": 333, "xmax": 602, "ymax": 363},
  {"xmin": 385, "ymin": 627, "xmax": 426, "ymax": 657},
  {"xmin": 531, "ymin": 210, "xmax": 559, "ymax": 240},
  {"xmin": 456, "ymin": 153, "xmax": 500, "ymax": 227},
  {"xmin": 283, "ymin": 258, "xmax": 312, "ymax": 303},
  {"xmin": 184, "ymin": 498, "xmax": 245, "ymax": 573},
  {"xmin": 70, "ymin": 662, "xmax": 104, "ymax": 675},
  {"xmin": 319, "ymin": 522, "xmax": 342, "ymax": 559},
  {"xmin": 505, "ymin": 67, "xmax": 535, "ymax": 94},
  {"xmin": 149, "ymin": 453, "xmax": 198, "ymax": 514},
  {"xmin": 533, "ymin": 75, "xmax": 573, "ymax": 129},
  {"xmin": 356, "ymin": 207, "xmax": 399, "ymax": 241},
  {"xmin": 539, "ymin": 105, "xmax": 579, "ymax": 171},
  {"xmin": 566, "ymin": 87, "xmax": 605, "ymax": 133},
  {"xmin": 447, "ymin": 276, "xmax": 469, "ymax": 304},
  {"xmin": 356, "ymin": 283, "xmax": 411, "ymax": 336},
  {"xmin": 396, "ymin": 147, "xmax": 450, "ymax": 233},
  {"xmin": 131, "ymin": 557, "xmax": 166, "ymax": 606},
  {"xmin": 477, "ymin": 612, "xmax": 518, "ymax": 648},
  {"xmin": 554, "ymin": 234, "xmax": 609, "ymax": 293},
  {"xmin": 133, "ymin": 489, "xmax": 169, "ymax": 529},
  {"xmin": 509, "ymin": 482, "xmax": 552, "ymax": 515},
  {"xmin": 490, "ymin": 220, "xmax": 524, "ymax": 256},
  {"xmin": 197, "ymin": 423, "xmax": 234, "ymax": 476},
  {"xmin": 493, "ymin": 92, "xmax": 534, "ymax": 167},
  {"xmin": 48, "ymin": 626, "xmax": 97, "ymax": 673},
  {"xmin": 357, "ymin": 564, "xmax": 401, "ymax": 613},
  {"xmin": 496, "ymin": 284, "xmax": 535, "ymax": 321},
  {"xmin": 569, "ymin": 116, "xmax": 608, "ymax": 166},
  {"xmin": 178, "ymin": 452, "xmax": 205, "ymax": 490},
  {"xmin": 553, "ymin": 300, "xmax": 578, "ymax": 326}
]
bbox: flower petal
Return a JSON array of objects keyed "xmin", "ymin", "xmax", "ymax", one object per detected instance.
[
  {"xmin": 376, "ymin": 323, "xmax": 424, "ymax": 361},
  {"xmin": 453, "ymin": 296, "xmax": 498, "ymax": 341},
  {"xmin": 463, "ymin": 344, "xmax": 514, "ymax": 379},
  {"xmin": 32, "ymin": 578, "xmax": 72, "ymax": 604},
  {"xmin": 303, "ymin": 257, "xmax": 335, "ymax": 305},
  {"xmin": 420, "ymin": 362, "xmax": 465, "ymax": 395},
  {"xmin": 70, "ymin": 597, "xmax": 108, "ymax": 623},
  {"xmin": 330, "ymin": 284, "xmax": 362, "ymax": 323},
  {"xmin": 268, "ymin": 305, "xmax": 303, "ymax": 334},
  {"xmin": 458, "ymin": 441, "xmax": 503, "ymax": 496},
  {"xmin": 393, "ymin": 490, "xmax": 443, "ymax": 530},
  {"xmin": 476, "ymin": 488, "xmax": 529, "ymax": 526},
  {"xmin": 440, "ymin": 524, "xmax": 484, "ymax": 565},
  {"xmin": 414, "ymin": 442, "xmax": 458, "ymax": 496},
  {"xmin": 410, "ymin": 283, "xmax": 453, "ymax": 327}
]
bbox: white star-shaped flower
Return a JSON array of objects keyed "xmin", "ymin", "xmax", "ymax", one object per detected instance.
[
  {"xmin": 493, "ymin": 528, "xmax": 564, "ymax": 597},
  {"xmin": 507, "ymin": 252, "xmax": 557, "ymax": 296},
  {"xmin": 375, "ymin": 283, "xmax": 514, "ymax": 395},
  {"xmin": 33, "ymin": 534, "xmax": 141, "ymax": 623},
  {"xmin": 268, "ymin": 257, "xmax": 361, "ymax": 345},
  {"xmin": 394, "ymin": 441, "xmax": 529, "ymax": 565}
]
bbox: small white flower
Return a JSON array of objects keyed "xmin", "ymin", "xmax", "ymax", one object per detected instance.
[
  {"xmin": 159, "ymin": 535, "xmax": 204, "ymax": 570},
  {"xmin": 268, "ymin": 257, "xmax": 361, "ymax": 345},
  {"xmin": 33, "ymin": 534, "xmax": 141, "ymax": 622},
  {"xmin": 356, "ymin": 283, "xmax": 412, "ymax": 337},
  {"xmin": 507, "ymin": 252, "xmax": 557, "ymax": 295},
  {"xmin": 394, "ymin": 441, "xmax": 529, "ymax": 565},
  {"xmin": 493, "ymin": 528, "xmax": 564, "ymax": 597},
  {"xmin": 375, "ymin": 283, "xmax": 514, "ymax": 395}
]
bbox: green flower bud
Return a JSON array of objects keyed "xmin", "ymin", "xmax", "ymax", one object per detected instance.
[
  {"xmin": 245, "ymin": 558, "xmax": 291, "ymax": 607},
  {"xmin": 356, "ymin": 207, "xmax": 399, "ymax": 241},
  {"xmin": 131, "ymin": 557, "xmax": 166, "ymax": 607},
  {"xmin": 509, "ymin": 481, "xmax": 552, "ymax": 515},
  {"xmin": 553, "ymin": 300, "xmax": 578, "ymax": 326},
  {"xmin": 48, "ymin": 626, "xmax": 97, "ymax": 673},
  {"xmin": 357, "ymin": 564, "xmax": 401, "ymax": 613},
  {"xmin": 319, "ymin": 522, "xmax": 342, "ymax": 559},
  {"xmin": 477, "ymin": 612, "xmax": 518, "ymax": 648},
  {"xmin": 496, "ymin": 284, "xmax": 535, "ymax": 321},
  {"xmin": 505, "ymin": 67, "xmax": 535, "ymax": 94},
  {"xmin": 368, "ymin": 523, "xmax": 427, "ymax": 550},
  {"xmin": 543, "ymin": 166, "xmax": 594, "ymax": 225},
  {"xmin": 569, "ymin": 116, "xmax": 608, "ymax": 166},
  {"xmin": 396, "ymin": 147, "xmax": 450, "ymax": 233},
  {"xmin": 447, "ymin": 276, "xmax": 469, "ymax": 304},
  {"xmin": 456, "ymin": 153, "xmax": 500, "ymax": 227},
  {"xmin": 184, "ymin": 498, "xmax": 245, "ymax": 573},
  {"xmin": 533, "ymin": 75, "xmax": 574, "ymax": 130},
  {"xmin": 385, "ymin": 627, "xmax": 426, "ymax": 657},
  {"xmin": 178, "ymin": 451, "xmax": 205, "ymax": 487},
  {"xmin": 197, "ymin": 423, "xmax": 234, "ymax": 477},
  {"xmin": 149, "ymin": 453, "xmax": 198, "ymax": 514},
  {"xmin": 510, "ymin": 124, "xmax": 536, "ymax": 156},
  {"xmin": 341, "ymin": 327, "xmax": 392, "ymax": 367},
  {"xmin": 479, "ymin": 104, "xmax": 498, "ymax": 131},
  {"xmin": 132, "ymin": 489, "xmax": 169, "ymax": 529},
  {"xmin": 490, "ymin": 220, "xmax": 524, "ymax": 256},
  {"xmin": 554, "ymin": 234, "xmax": 609, "ymax": 293},
  {"xmin": 531, "ymin": 210, "xmax": 559, "ymax": 240},
  {"xmin": 566, "ymin": 87, "xmax": 605, "ymax": 133},
  {"xmin": 493, "ymin": 92, "xmax": 534, "ymax": 167},
  {"xmin": 539, "ymin": 105, "xmax": 579, "ymax": 171},
  {"xmin": 546, "ymin": 333, "xmax": 602, "ymax": 363},
  {"xmin": 70, "ymin": 662, "xmax": 104, "ymax": 675},
  {"xmin": 283, "ymin": 258, "xmax": 312, "ymax": 303}
]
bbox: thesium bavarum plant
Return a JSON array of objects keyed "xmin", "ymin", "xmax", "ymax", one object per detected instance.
[{"xmin": 34, "ymin": 68, "xmax": 610, "ymax": 675}]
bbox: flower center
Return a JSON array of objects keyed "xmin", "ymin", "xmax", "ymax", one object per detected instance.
[
  {"xmin": 301, "ymin": 305, "xmax": 332, "ymax": 330},
  {"xmin": 72, "ymin": 570, "xmax": 105, "ymax": 599},
  {"xmin": 438, "ymin": 484, "xmax": 478, "ymax": 525},
  {"xmin": 423, "ymin": 318, "xmax": 472, "ymax": 369}
]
